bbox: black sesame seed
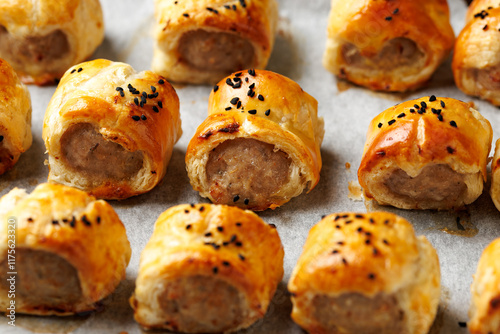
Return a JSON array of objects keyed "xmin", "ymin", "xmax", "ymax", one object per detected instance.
[
  {"xmin": 368, "ymin": 273, "xmax": 376, "ymax": 280},
  {"xmin": 158, "ymin": 101, "xmax": 163, "ymax": 108},
  {"xmin": 233, "ymin": 77, "xmax": 242, "ymax": 83},
  {"xmin": 116, "ymin": 87, "xmax": 123, "ymax": 92},
  {"xmin": 378, "ymin": 123, "xmax": 383, "ymax": 128},
  {"xmin": 357, "ymin": 227, "xmax": 363, "ymax": 232},
  {"xmin": 414, "ymin": 104, "xmax": 420, "ymax": 109},
  {"xmin": 239, "ymin": 254, "xmax": 245, "ymax": 261},
  {"xmin": 258, "ymin": 94, "xmax": 264, "ymax": 101},
  {"xmin": 237, "ymin": 101, "xmax": 242, "ymax": 109},
  {"xmin": 384, "ymin": 220, "xmax": 389, "ymax": 224},
  {"xmin": 77, "ymin": 68, "xmax": 83, "ymax": 72},
  {"xmin": 212, "ymin": 243, "xmax": 220, "ymax": 250},
  {"xmin": 247, "ymin": 90, "xmax": 255, "ymax": 97},
  {"xmin": 337, "ymin": 241, "xmax": 344, "ymax": 245},
  {"xmin": 158, "ymin": 79, "xmax": 165, "ymax": 84},
  {"xmin": 373, "ymin": 248, "xmax": 379, "ymax": 255},
  {"xmin": 70, "ymin": 216, "xmax": 76, "ymax": 228},
  {"xmin": 447, "ymin": 146, "xmax": 455, "ymax": 154},
  {"xmin": 236, "ymin": 222, "xmax": 242, "ymax": 226},
  {"xmin": 141, "ymin": 115, "xmax": 147, "ymax": 120},
  {"xmin": 393, "ymin": 8, "xmax": 399, "ymax": 14},
  {"xmin": 410, "ymin": 109, "xmax": 415, "ymax": 113},
  {"xmin": 385, "ymin": 16, "xmax": 392, "ymax": 21},
  {"xmin": 244, "ymin": 198, "xmax": 250, "ymax": 205},
  {"xmin": 222, "ymin": 261, "xmax": 230, "ymax": 267},
  {"xmin": 269, "ymin": 223, "xmax": 277, "ymax": 229},
  {"xmin": 233, "ymin": 195, "xmax": 240, "ymax": 202},
  {"xmin": 134, "ymin": 97, "xmax": 139, "ymax": 106},
  {"xmin": 335, "ymin": 225, "xmax": 341, "ymax": 229},
  {"xmin": 248, "ymin": 109, "xmax": 257, "ymax": 115},
  {"xmin": 397, "ymin": 113, "xmax": 405, "ymax": 118},
  {"xmin": 213, "ymin": 85, "xmax": 219, "ymax": 92},
  {"xmin": 27, "ymin": 217, "xmax": 33, "ymax": 222},
  {"xmin": 365, "ymin": 239, "xmax": 371, "ymax": 245},
  {"xmin": 438, "ymin": 114, "xmax": 443, "ymax": 121},
  {"xmin": 226, "ymin": 78, "xmax": 234, "ymax": 86},
  {"xmin": 345, "ymin": 220, "xmax": 353, "ymax": 224},
  {"xmin": 184, "ymin": 209, "xmax": 189, "ymax": 213},
  {"xmin": 232, "ymin": 4, "xmax": 237, "ymax": 10},
  {"xmin": 224, "ymin": 4, "xmax": 230, "ymax": 9},
  {"xmin": 71, "ymin": 69, "xmax": 76, "ymax": 74},
  {"xmin": 239, "ymin": 0, "xmax": 246, "ymax": 8},
  {"xmin": 441, "ymin": 100, "xmax": 446, "ymax": 108},
  {"xmin": 265, "ymin": 109, "xmax": 271, "ymax": 116},
  {"xmin": 217, "ymin": 226, "xmax": 224, "ymax": 232},
  {"xmin": 450, "ymin": 120, "xmax": 457, "ymax": 128},
  {"xmin": 388, "ymin": 119, "xmax": 396, "ymax": 126},
  {"xmin": 369, "ymin": 218, "xmax": 375, "ymax": 224},
  {"xmin": 82, "ymin": 215, "xmax": 91, "ymax": 226},
  {"xmin": 233, "ymin": 82, "xmax": 242, "ymax": 89},
  {"xmin": 458, "ymin": 322, "xmax": 467, "ymax": 328},
  {"xmin": 199, "ymin": 206, "xmax": 205, "ymax": 212},
  {"xmin": 230, "ymin": 235, "xmax": 237, "ymax": 243},
  {"xmin": 132, "ymin": 115, "xmax": 140, "ymax": 121},
  {"xmin": 429, "ymin": 95, "xmax": 437, "ymax": 102},
  {"xmin": 52, "ymin": 220, "xmax": 58, "ymax": 225},
  {"xmin": 421, "ymin": 101, "xmax": 427, "ymax": 108},
  {"xmin": 248, "ymin": 69, "xmax": 256, "ymax": 76},
  {"xmin": 230, "ymin": 97, "xmax": 239, "ymax": 105},
  {"xmin": 484, "ymin": 24, "xmax": 489, "ymax": 30},
  {"xmin": 152, "ymin": 106, "xmax": 159, "ymax": 113},
  {"xmin": 417, "ymin": 109, "xmax": 425, "ymax": 114},
  {"xmin": 186, "ymin": 224, "xmax": 192, "ymax": 230},
  {"xmin": 183, "ymin": 13, "xmax": 189, "ymax": 17},
  {"xmin": 148, "ymin": 94, "xmax": 155, "ymax": 99},
  {"xmin": 120, "ymin": 91, "xmax": 125, "ymax": 97},
  {"xmin": 225, "ymin": 107, "xmax": 232, "ymax": 111},
  {"xmin": 342, "ymin": 258, "xmax": 348, "ymax": 265},
  {"xmin": 205, "ymin": 232, "xmax": 212, "ymax": 237},
  {"xmin": 383, "ymin": 239, "xmax": 389, "ymax": 245},
  {"xmin": 235, "ymin": 241, "xmax": 243, "ymax": 247},
  {"xmin": 0, "ymin": 136, "xmax": 3, "ymax": 143},
  {"xmin": 249, "ymin": 83, "xmax": 255, "ymax": 89},
  {"xmin": 332, "ymin": 250, "xmax": 339, "ymax": 254},
  {"xmin": 213, "ymin": 267, "xmax": 218, "ymax": 274}
]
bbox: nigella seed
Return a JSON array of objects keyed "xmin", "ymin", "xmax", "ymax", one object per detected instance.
[
  {"xmin": 77, "ymin": 68, "xmax": 83, "ymax": 72},
  {"xmin": 213, "ymin": 85, "xmax": 219, "ymax": 92},
  {"xmin": 134, "ymin": 97, "xmax": 139, "ymax": 106},
  {"xmin": 342, "ymin": 258, "xmax": 348, "ymax": 265},
  {"xmin": 158, "ymin": 79, "xmax": 165, "ymax": 84},
  {"xmin": 132, "ymin": 115, "xmax": 140, "ymax": 121},
  {"xmin": 373, "ymin": 248, "xmax": 379, "ymax": 255},
  {"xmin": 0, "ymin": 136, "xmax": 3, "ymax": 142},
  {"xmin": 410, "ymin": 109, "xmax": 415, "ymax": 113},
  {"xmin": 441, "ymin": 100, "xmax": 446, "ymax": 108},
  {"xmin": 148, "ymin": 94, "xmax": 155, "ymax": 99},
  {"xmin": 378, "ymin": 123, "xmax": 383, "ymax": 128},
  {"xmin": 141, "ymin": 115, "xmax": 147, "ymax": 120},
  {"xmin": 393, "ymin": 8, "xmax": 399, "ymax": 14},
  {"xmin": 183, "ymin": 13, "xmax": 189, "ymax": 17},
  {"xmin": 248, "ymin": 109, "xmax": 257, "ymax": 115},
  {"xmin": 226, "ymin": 78, "xmax": 234, "ymax": 87},
  {"xmin": 233, "ymin": 195, "xmax": 240, "ymax": 202},
  {"xmin": 217, "ymin": 226, "xmax": 224, "ymax": 232},
  {"xmin": 97, "ymin": 216, "xmax": 101, "ymax": 224},
  {"xmin": 438, "ymin": 114, "xmax": 443, "ymax": 121},
  {"xmin": 248, "ymin": 69, "xmax": 256, "ymax": 76},
  {"xmin": 71, "ymin": 69, "xmax": 76, "ymax": 74},
  {"xmin": 244, "ymin": 198, "xmax": 250, "ymax": 205},
  {"xmin": 204, "ymin": 232, "xmax": 212, "ymax": 237},
  {"xmin": 237, "ymin": 101, "xmax": 242, "ymax": 109},
  {"xmin": 158, "ymin": 101, "xmax": 163, "ymax": 108},
  {"xmin": 199, "ymin": 206, "xmax": 205, "ymax": 212},
  {"xmin": 225, "ymin": 107, "xmax": 232, "ymax": 111},
  {"xmin": 265, "ymin": 109, "xmax": 271, "ymax": 116},
  {"xmin": 258, "ymin": 94, "xmax": 264, "ymax": 101},
  {"xmin": 236, "ymin": 222, "xmax": 242, "ymax": 226},
  {"xmin": 239, "ymin": 254, "xmax": 246, "ymax": 261},
  {"xmin": 120, "ymin": 91, "xmax": 124, "ymax": 97},
  {"xmin": 421, "ymin": 101, "xmax": 427, "ymax": 108},
  {"xmin": 82, "ymin": 215, "xmax": 91, "ymax": 226},
  {"xmin": 52, "ymin": 220, "xmax": 58, "ymax": 225},
  {"xmin": 222, "ymin": 261, "xmax": 230, "ymax": 267},
  {"xmin": 185, "ymin": 224, "xmax": 192, "ymax": 230},
  {"xmin": 332, "ymin": 250, "xmax": 339, "ymax": 254},
  {"xmin": 230, "ymin": 235, "xmax": 237, "ymax": 243},
  {"xmin": 383, "ymin": 239, "xmax": 390, "ymax": 245},
  {"xmin": 447, "ymin": 146, "xmax": 455, "ymax": 154},
  {"xmin": 249, "ymin": 83, "xmax": 255, "ymax": 89},
  {"xmin": 388, "ymin": 120, "xmax": 396, "ymax": 126},
  {"xmin": 230, "ymin": 97, "xmax": 239, "ymax": 105},
  {"xmin": 184, "ymin": 209, "xmax": 189, "ymax": 214},
  {"xmin": 151, "ymin": 86, "xmax": 156, "ymax": 93},
  {"xmin": 152, "ymin": 106, "xmax": 159, "ymax": 113},
  {"xmin": 429, "ymin": 95, "xmax": 437, "ymax": 102},
  {"xmin": 368, "ymin": 273, "xmax": 376, "ymax": 280},
  {"xmin": 235, "ymin": 241, "xmax": 243, "ymax": 247},
  {"xmin": 385, "ymin": 16, "xmax": 392, "ymax": 21},
  {"xmin": 450, "ymin": 120, "xmax": 457, "ymax": 128},
  {"xmin": 414, "ymin": 104, "xmax": 420, "ymax": 109},
  {"xmin": 212, "ymin": 267, "xmax": 218, "ymax": 274},
  {"xmin": 397, "ymin": 113, "xmax": 405, "ymax": 118}
]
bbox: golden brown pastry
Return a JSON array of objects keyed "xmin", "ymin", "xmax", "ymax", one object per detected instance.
[
  {"xmin": 323, "ymin": 0, "xmax": 455, "ymax": 92},
  {"xmin": 469, "ymin": 238, "xmax": 500, "ymax": 334},
  {"xmin": 0, "ymin": 183, "xmax": 131, "ymax": 316},
  {"xmin": 43, "ymin": 59, "xmax": 182, "ymax": 200},
  {"xmin": 130, "ymin": 203, "xmax": 284, "ymax": 333},
  {"xmin": 453, "ymin": 0, "xmax": 500, "ymax": 106},
  {"xmin": 358, "ymin": 96, "xmax": 492, "ymax": 210},
  {"xmin": 0, "ymin": 0, "xmax": 104, "ymax": 85},
  {"xmin": 490, "ymin": 139, "xmax": 500, "ymax": 211},
  {"xmin": 152, "ymin": 0, "xmax": 278, "ymax": 84},
  {"xmin": 0, "ymin": 58, "xmax": 32, "ymax": 175},
  {"xmin": 288, "ymin": 212, "xmax": 440, "ymax": 334},
  {"xmin": 185, "ymin": 69, "xmax": 324, "ymax": 211}
]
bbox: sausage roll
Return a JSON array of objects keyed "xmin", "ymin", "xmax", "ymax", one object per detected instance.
[
  {"xmin": 323, "ymin": 0, "xmax": 455, "ymax": 92},
  {"xmin": 152, "ymin": 0, "xmax": 278, "ymax": 84},
  {"xmin": 358, "ymin": 96, "xmax": 492, "ymax": 210},
  {"xmin": 453, "ymin": 1, "xmax": 500, "ymax": 106},
  {"xmin": 43, "ymin": 59, "xmax": 182, "ymax": 200},
  {"xmin": 185, "ymin": 70, "xmax": 324, "ymax": 211},
  {"xmin": 469, "ymin": 238, "xmax": 500, "ymax": 334},
  {"xmin": 288, "ymin": 212, "xmax": 440, "ymax": 334},
  {"xmin": 0, "ymin": 183, "xmax": 131, "ymax": 315},
  {"xmin": 130, "ymin": 203, "xmax": 284, "ymax": 333},
  {"xmin": 0, "ymin": 0, "xmax": 104, "ymax": 85},
  {"xmin": 0, "ymin": 58, "xmax": 32, "ymax": 175}
]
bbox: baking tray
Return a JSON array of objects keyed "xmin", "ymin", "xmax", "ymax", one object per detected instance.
[{"xmin": 2, "ymin": 0, "xmax": 498, "ymax": 333}]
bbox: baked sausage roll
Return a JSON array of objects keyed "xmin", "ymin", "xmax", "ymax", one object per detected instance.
[
  {"xmin": 130, "ymin": 203, "xmax": 284, "ymax": 333},
  {"xmin": 0, "ymin": 58, "xmax": 32, "ymax": 175},
  {"xmin": 288, "ymin": 212, "xmax": 440, "ymax": 334},
  {"xmin": 0, "ymin": 183, "xmax": 131, "ymax": 315},
  {"xmin": 358, "ymin": 96, "xmax": 492, "ymax": 210},
  {"xmin": 43, "ymin": 59, "xmax": 182, "ymax": 200},
  {"xmin": 186, "ymin": 70, "xmax": 324, "ymax": 211},
  {"xmin": 323, "ymin": 0, "xmax": 455, "ymax": 92},
  {"xmin": 152, "ymin": 0, "xmax": 278, "ymax": 84},
  {"xmin": 469, "ymin": 238, "xmax": 500, "ymax": 334},
  {"xmin": 0, "ymin": 0, "xmax": 104, "ymax": 85},
  {"xmin": 453, "ymin": 1, "xmax": 500, "ymax": 106}
]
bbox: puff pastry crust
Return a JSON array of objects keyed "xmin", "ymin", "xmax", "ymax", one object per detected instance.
[
  {"xmin": 469, "ymin": 238, "xmax": 500, "ymax": 334},
  {"xmin": 0, "ymin": 183, "xmax": 131, "ymax": 315},
  {"xmin": 152, "ymin": 0, "xmax": 278, "ymax": 84},
  {"xmin": 323, "ymin": 0, "xmax": 455, "ymax": 92},
  {"xmin": 0, "ymin": 58, "xmax": 32, "ymax": 175},
  {"xmin": 0, "ymin": 0, "xmax": 104, "ymax": 85},
  {"xmin": 185, "ymin": 69, "xmax": 324, "ymax": 211},
  {"xmin": 491, "ymin": 139, "xmax": 500, "ymax": 212},
  {"xmin": 130, "ymin": 203, "xmax": 284, "ymax": 333},
  {"xmin": 453, "ymin": 1, "xmax": 500, "ymax": 106},
  {"xmin": 43, "ymin": 59, "xmax": 182, "ymax": 200},
  {"xmin": 288, "ymin": 212, "xmax": 440, "ymax": 334},
  {"xmin": 358, "ymin": 96, "xmax": 492, "ymax": 210}
]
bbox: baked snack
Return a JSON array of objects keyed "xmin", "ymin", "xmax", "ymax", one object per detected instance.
[
  {"xmin": 358, "ymin": 96, "xmax": 492, "ymax": 210},
  {"xmin": 469, "ymin": 238, "xmax": 500, "ymax": 334},
  {"xmin": 152, "ymin": 0, "xmax": 278, "ymax": 84},
  {"xmin": 0, "ymin": 183, "xmax": 131, "ymax": 315},
  {"xmin": 490, "ymin": 139, "xmax": 500, "ymax": 211},
  {"xmin": 43, "ymin": 59, "xmax": 182, "ymax": 200},
  {"xmin": 185, "ymin": 69, "xmax": 324, "ymax": 211},
  {"xmin": 130, "ymin": 203, "xmax": 284, "ymax": 333},
  {"xmin": 0, "ymin": 58, "xmax": 32, "ymax": 175},
  {"xmin": 288, "ymin": 212, "xmax": 440, "ymax": 334},
  {"xmin": 453, "ymin": 0, "xmax": 500, "ymax": 106},
  {"xmin": 0, "ymin": 0, "xmax": 104, "ymax": 85},
  {"xmin": 323, "ymin": 0, "xmax": 455, "ymax": 92}
]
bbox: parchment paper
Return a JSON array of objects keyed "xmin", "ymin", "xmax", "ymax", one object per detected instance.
[{"xmin": 2, "ymin": 1, "xmax": 496, "ymax": 333}]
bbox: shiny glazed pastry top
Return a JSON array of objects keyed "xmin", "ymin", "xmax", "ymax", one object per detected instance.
[
  {"xmin": 323, "ymin": 0, "xmax": 455, "ymax": 92},
  {"xmin": 0, "ymin": 58, "xmax": 32, "ymax": 175},
  {"xmin": 0, "ymin": 183, "xmax": 131, "ymax": 315},
  {"xmin": 153, "ymin": 0, "xmax": 278, "ymax": 84},
  {"xmin": 0, "ymin": 0, "xmax": 104, "ymax": 85},
  {"xmin": 43, "ymin": 59, "xmax": 182, "ymax": 200},
  {"xmin": 358, "ymin": 96, "xmax": 492, "ymax": 210},
  {"xmin": 186, "ymin": 69, "xmax": 324, "ymax": 211}
]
